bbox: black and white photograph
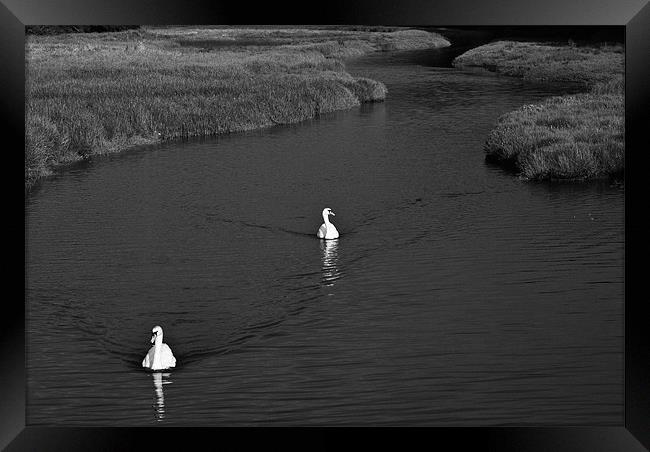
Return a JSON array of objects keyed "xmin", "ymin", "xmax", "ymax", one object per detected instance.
[
  {"xmin": 23, "ymin": 22, "xmax": 626, "ymax": 426},
  {"xmin": 6, "ymin": 0, "xmax": 649, "ymax": 447}
]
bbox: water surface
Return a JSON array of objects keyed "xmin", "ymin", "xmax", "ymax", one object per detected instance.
[{"xmin": 26, "ymin": 46, "xmax": 624, "ymax": 425}]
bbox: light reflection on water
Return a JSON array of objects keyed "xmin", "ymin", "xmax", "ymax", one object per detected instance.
[
  {"xmin": 320, "ymin": 239, "xmax": 341, "ymax": 289},
  {"xmin": 152, "ymin": 372, "xmax": 172, "ymax": 422}
]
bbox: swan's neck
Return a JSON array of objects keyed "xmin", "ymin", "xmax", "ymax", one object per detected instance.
[
  {"xmin": 323, "ymin": 213, "xmax": 331, "ymax": 225},
  {"xmin": 154, "ymin": 336, "xmax": 163, "ymax": 350}
]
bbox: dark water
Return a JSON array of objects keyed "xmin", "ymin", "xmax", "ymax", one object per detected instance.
[{"xmin": 25, "ymin": 47, "xmax": 624, "ymax": 425}]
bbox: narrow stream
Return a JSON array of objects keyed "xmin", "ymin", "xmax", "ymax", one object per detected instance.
[{"xmin": 25, "ymin": 43, "xmax": 623, "ymax": 425}]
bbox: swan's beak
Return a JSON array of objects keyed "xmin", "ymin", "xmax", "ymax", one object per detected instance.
[
  {"xmin": 151, "ymin": 333, "xmax": 156, "ymax": 344},
  {"xmin": 330, "ymin": 211, "xmax": 336, "ymax": 216}
]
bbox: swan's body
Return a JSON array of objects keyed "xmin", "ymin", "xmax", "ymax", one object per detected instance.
[
  {"xmin": 142, "ymin": 326, "xmax": 176, "ymax": 371},
  {"xmin": 317, "ymin": 208, "xmax": 339, "ymax": 240}
]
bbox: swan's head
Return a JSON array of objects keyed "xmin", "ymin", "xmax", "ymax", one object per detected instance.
[
  {"xmin": 322, "ymin": 207, "xmax": 335, "ymax": 218},
  {"xmin": 151, "ymin": 325, "xmax": 163, "ymax": 344}
]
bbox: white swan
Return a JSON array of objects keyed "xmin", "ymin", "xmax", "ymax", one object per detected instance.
[
  {"xmin": 317, "ymin": 207, "xmax": 339, "ymax": 240},
  {"xmin": 142, "ymin": 325, "xmax": 176, "ymax": 371}
]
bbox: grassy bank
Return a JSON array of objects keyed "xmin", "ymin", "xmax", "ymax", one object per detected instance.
[
  {"xmin": 158, "ymin": 26, "xmax": 452, "ymax": 56},
  {"xmin": 26, "ymin": 26, "xmax": 450, "ymax": 189},
  {"xmin": 453, "ymin": 41, "xmax": 624, "ymax": 181},
  {"xmin": 26, "ymin": 25, "xmax": 141, "ymax": 35}
]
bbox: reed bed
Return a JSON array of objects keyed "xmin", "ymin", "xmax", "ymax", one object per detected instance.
[
  {"xmin": 453, "ymin": 41, "xmax": 624, "ymax": 181},
  {"xmin": 485, "ymin": 90, "xmax": 624, "ymax": 180},
  {"xmin": 26, "ymin": 27, "xmax": 449, "ymax": 189},
  {"xmin": 453, "ymin": 40, "xmax": 623, "ymax": 87}
]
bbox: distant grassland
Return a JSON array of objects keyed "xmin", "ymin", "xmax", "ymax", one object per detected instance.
[
  {"xmin": 25, "ymin": 26, "xmax": 450, "ymax": 189},
  {"xmin": 454, "ymin": 41, "xmax": 624, "ymax": 181}
]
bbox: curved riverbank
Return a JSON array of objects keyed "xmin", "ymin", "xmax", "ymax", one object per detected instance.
[
  {"xmin": 453, "ymin": 41, "xmax": 624, "ymax": 181},
  {"xmin": 26, "ymin": 45, "xmax": 624, "ymax": 426},
  {"xmin": 25, "ymin": 26, "xmax": 450, "ymax": 190}
]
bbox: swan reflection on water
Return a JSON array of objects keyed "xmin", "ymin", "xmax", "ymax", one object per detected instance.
[
  {"xmin": 152, "ymin": 372, "xmax": 172, "ymax": 422},
  {"xmin": 320, "ymin": 239, "xmax": 341, "ymax": 288}
]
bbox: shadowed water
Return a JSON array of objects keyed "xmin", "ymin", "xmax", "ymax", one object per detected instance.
[{"xmin": 25, "ymin": 46, "xmax": 623, "ymax": 425}]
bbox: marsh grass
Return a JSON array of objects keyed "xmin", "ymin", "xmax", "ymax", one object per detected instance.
[
  {"xmin": 25, "ymin": 27, "xmax": 448, "ymax": 189},
  {"xmin": 454, "ymin": 41, "xmax": 624, "ymax": 181},
  {"xmin": 154, "ymin": 26, "xmax": 450, "ymax": 55},
  {"xmin": 485, "ymin": 92, "xmax": 623, "ymax": 180},
  {"xmin": 453, "ymin": 40, "xmax": 623, "ymax": 88}
]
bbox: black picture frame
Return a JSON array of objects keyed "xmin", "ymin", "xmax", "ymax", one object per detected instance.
[{"xmin": 5, "ymin": 0, "xmax": 649, "ymax": 449}]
